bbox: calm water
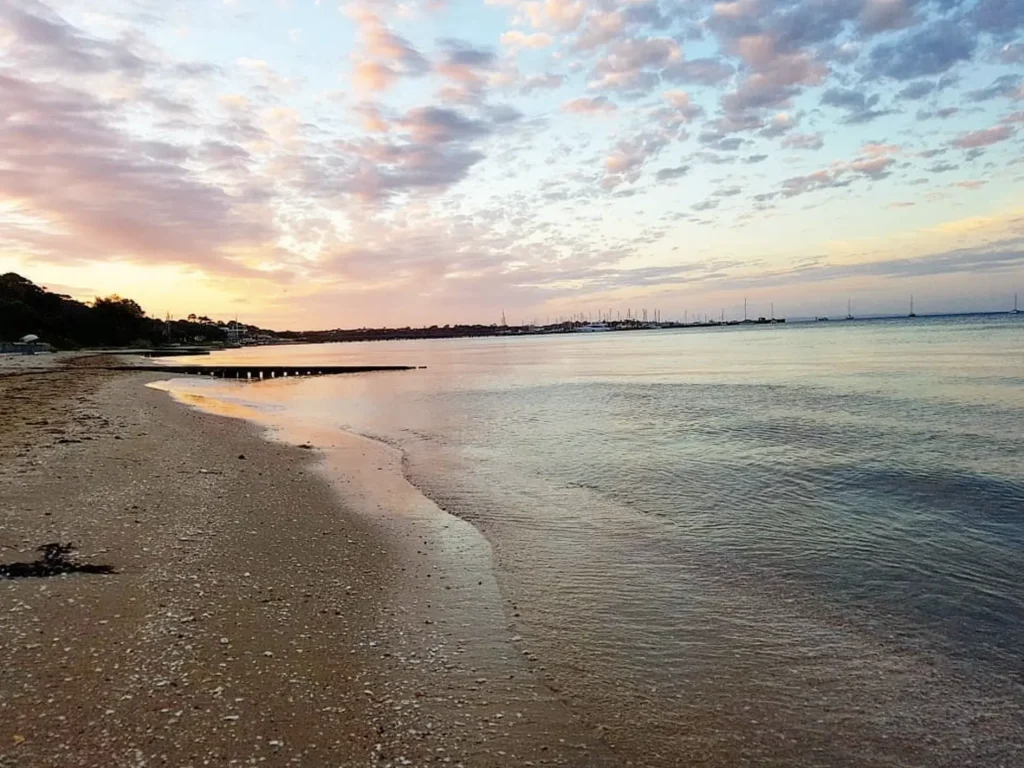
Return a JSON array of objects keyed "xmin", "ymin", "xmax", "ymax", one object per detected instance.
[{"xmin": 163, "ymin": 316, "xmax": 1024, "ymax": 764}]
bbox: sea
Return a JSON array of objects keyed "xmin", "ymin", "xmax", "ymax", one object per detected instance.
[{"xmin": 158, "ymin": 314, "xmax": 1024, "ymax": 766}]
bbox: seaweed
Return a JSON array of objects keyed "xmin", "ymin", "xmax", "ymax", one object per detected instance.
[{"xmin": 0, "ymin": 543, "xmax": 116, "ymax": 579}]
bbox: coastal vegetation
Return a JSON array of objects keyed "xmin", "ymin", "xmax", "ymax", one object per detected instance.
[{"xmin": 0, "ymin": 273, "xmax": 262, "ymax": 349}]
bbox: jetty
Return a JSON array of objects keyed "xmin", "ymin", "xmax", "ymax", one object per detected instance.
[{"xmin": 110, "ymin": 364, "xmax": 420, "ymax": 380}]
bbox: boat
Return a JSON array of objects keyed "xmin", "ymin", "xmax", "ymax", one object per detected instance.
[
  {"xmin": 578, "ymin": 322, "xmax": 611, "ymax": 332},
  {"xmin": 816, "ymin": 316, "xmax": 829, "ymax": 322},
  {"xmin": 909, "ymin": 295, "xmax": 917, "ymax": 318},
  {"xmin": 845, "ymin": 299, "xmax": 854, "ymax": 321},
  {"xmin": 1013, "ymin": 294, "xmax": 1020, "ymax": 315}
]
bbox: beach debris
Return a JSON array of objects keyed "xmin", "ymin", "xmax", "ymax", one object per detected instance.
[{"xmin": 0, "ymin": 543, "xmax": 116, "ymax": 579}]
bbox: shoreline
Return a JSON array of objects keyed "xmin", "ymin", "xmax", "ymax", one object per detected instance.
[
  {"xmin": 155, "ymin": 378, "xmax": 619, "ymax": 765},
  {"xmin": 0, "ymin": 365, "xmax": 613, "ymax": 766}
]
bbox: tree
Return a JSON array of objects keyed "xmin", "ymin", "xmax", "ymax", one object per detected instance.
[{"xmin": 91, "ymin": 295, "xmax": 150, "ymax": 346}]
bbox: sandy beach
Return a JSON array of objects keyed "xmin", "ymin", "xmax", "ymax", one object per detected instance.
[{"xmin": 0, "ymin": 361, "xmax": 615, "ymax": 767}]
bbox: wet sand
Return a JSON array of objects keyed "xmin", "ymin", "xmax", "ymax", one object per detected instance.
[{"xmin": 0, "ymin": 364, "xmax": 614, "ymax": 767}]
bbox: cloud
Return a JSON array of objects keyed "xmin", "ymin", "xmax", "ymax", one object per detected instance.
[
  {"xmin": 649, "ymin": 90, "xmax": 704, "ymax": 133},
  {"xmin": 655, "ymin": 165, "xmax": 690, "ymax": 181},
  {"xmin": 917, "ymin": 106, "xmax": 959, "ymax": 120},
  {"xmin": 861, "ymin": 141, "xmax": 901, "ymax": 157},
  {"xmin": 1002, "ymin": 43, "xmax": 1024, "ymax": 63},
  {"xmin": 760, "ymin": 112, "xmax": 796, "ymax": 137},
  {"xmin": 588, "ymin": 35, "xmax": 683, "ymax": 95},
  {"xmin": 950, "ymin": 124, "xmax": 1015, "ymax": 149},
  {"xmin": 434, "ymin": 39, "xmax": 497, "ymax": 101},
  {"xmin": 562, "ymin": 96, "xmax": 617, "ymax": 113},
  {"xmin": 597, "ymin": 36, "xmax": 680, "ymax": 72},
  {"xmin": 720, "ymin": 43, "xmax": 827, "ymax": 114},
  {"xmin": 604, "ymin": 131, "xmax": 669, "ymax": 180},
  {"xmin": 349, "ymin": 10, "xmax": 429, "ymax": 93},
  {"xmin": 692, "ymin": 199, "xmax": 720, "ymax": 211},
  {"xmin": 523, "ymin": 0, "xmax": 586, "ymax": 33},
  {"xmin": 782, "ymin": 152, "xmax": 895, "ymax": 197},
  {"xmin": 782, "ymin": 132, "xmax": 824, "ymax": 150},
  {"xmin": 700, "ymin": 135, "xmax": 745, "ymax": 151},
  {"xmin": 0, "ymin": 72, "xmax": 272, "ymax": 275},
  {"xmin": 516, "ymin": 72, "xmax": 564, "ymax": 93},
  {"xmin": 896, "ymin": 80, "xmax": 935, "ymax": 100},
  {"xmin": 353, "ymin": 101, "xmax": 390, "ymax": 133},
  {"xmin": 721, "ymin": 237, "xmax": 1024, "ymax": 291},
  {"xmin": 868, "ymin": 20, "xmax": 974, "ymax": 80},
  {"xmin": 859, "ymin": 0, "xmax": 915, "ymax": 34},
  {"xmin": 0, "ymin": 0, "xmax": 150, "ymax": 77},
  {"xmin": 820, "ymin": 87, "xmax": 891, "ymax": 123},
  {"xmin": 661, "ymin": 58, "xmax": 735, "ymax": 86},
  {"xmin": 436, "ymin": 39, "xmax": 496, "ymax": 79},
  {"xmin": 9, "ymin": 0, "xmax": 1024, "ymax": 325},
  {"xmin": 500, "ymin": 30, "xmax": 553, "ymax": 49},
  {"xmin": 398, "ymin": 106, "xmax": 492, "ymax": 143},
  {"xmin": 973, "ymin": 0, "xmax": 1024, "ymax": 34},
  {"xmin": 574, "ymin": 9, "xmax": 627, "ymax": 50},
  {"xmin": 967, "ymin": 75, "xmax": 1022, "ymax": 102},
  {"xmin": 352, "ymin": 61, "xmax": 397, "ymax": 92}
]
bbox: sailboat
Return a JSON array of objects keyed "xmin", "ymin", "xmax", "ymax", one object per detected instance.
[
  {"xmin": 908, "ymin": 295, "xmax": 917, "ymax": 318},
  {"xmin": 845, "ymin": 299, "xmax": 854, "ymax": 321},
  {"xmin": 1013, "ymin": 294, "xmax": 1021, "ymax": 315}
]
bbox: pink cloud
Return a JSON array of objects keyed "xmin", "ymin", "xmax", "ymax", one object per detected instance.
[
  {"xmin": 353, "ymin": 60, "xmax": 398, "ymax": 92},
  {"xmin": 849, "ymin": 156, "xmax": 895, "ymax": 175},
  {"xmin": 860, "ymin": 142, "xmax": 901, "ymax": 157},
  {"xmin": 595, "ymin": 37, "xmax": 681, "ymax": 75},
  {"xmin": 603, "ymin": 132, "xmax": 669, "ymax": 179},
  {"xmin": 348, "ymin": 10, "xmax": 428, "ymax": 93},
  {"xmin": 782, "ymin": 152, "xmax": 894, "ymax": 197},
  {"xmin": 0, "ymin": 73, "xmax": 273, "ymax": 275},
  {"xmin": 574, "ymin": 10, "xmax": 626, "ymax": 51},
  {"xmin": 354, "ymin": 102, "xmax": 390, "ymax": 133},
  {"xmin": 562, "ymin": 96, "xmax": 617, "ymax": 113},
  {"xmin": 950, "ymin": 124, "xmax": 1015, "ymax": 149},
  {"xmin": 500, "ymin": 30, "xmax": 553, "ymax": 49},
  {"xmin": 524, "ymin": 0, "xmax": 586, "ymax": 32}
]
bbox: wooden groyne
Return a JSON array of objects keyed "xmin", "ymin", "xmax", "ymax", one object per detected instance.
[{"xmin": 111, "ymin": 364, "xmax": 421, "ymax": 380}]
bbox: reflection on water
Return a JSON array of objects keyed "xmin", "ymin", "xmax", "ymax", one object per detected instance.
[{"xmin": 163, "ymin": 316, "xmax": 1024, "ymax": 765}]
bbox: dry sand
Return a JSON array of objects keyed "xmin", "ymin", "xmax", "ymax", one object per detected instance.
[{"xmin": 0, "ymin": 362, "xmax": 616, "ymax": 767}]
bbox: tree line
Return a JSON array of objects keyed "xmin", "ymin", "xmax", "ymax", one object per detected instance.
[{"xmin": 0, "ymin": 273, "xmax": 257, "ymax": 349}]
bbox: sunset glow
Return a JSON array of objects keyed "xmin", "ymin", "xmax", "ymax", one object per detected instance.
[{"xmin": 2, "ymin": 0, "xmax": 1022, "ymax": 326}]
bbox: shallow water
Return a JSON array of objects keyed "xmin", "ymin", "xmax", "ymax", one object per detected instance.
[{"xmin": 161, "ymin": 315, "xmax": 1024, "ymax": 765}]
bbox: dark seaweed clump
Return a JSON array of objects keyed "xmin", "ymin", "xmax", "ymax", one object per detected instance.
[{"xmin": 0, "ymin": 543, "xmax": 116, "ymax": 579}]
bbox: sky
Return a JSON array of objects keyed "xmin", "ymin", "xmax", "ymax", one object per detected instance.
[{"xmin": 1, "ymin": 0, "xmax": 1023, "ymax": 328}]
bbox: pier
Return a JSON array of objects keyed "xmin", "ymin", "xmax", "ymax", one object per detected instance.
[{"xmin": 112, "ymin": 364, "xmax": 421, "ymax": 380}]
